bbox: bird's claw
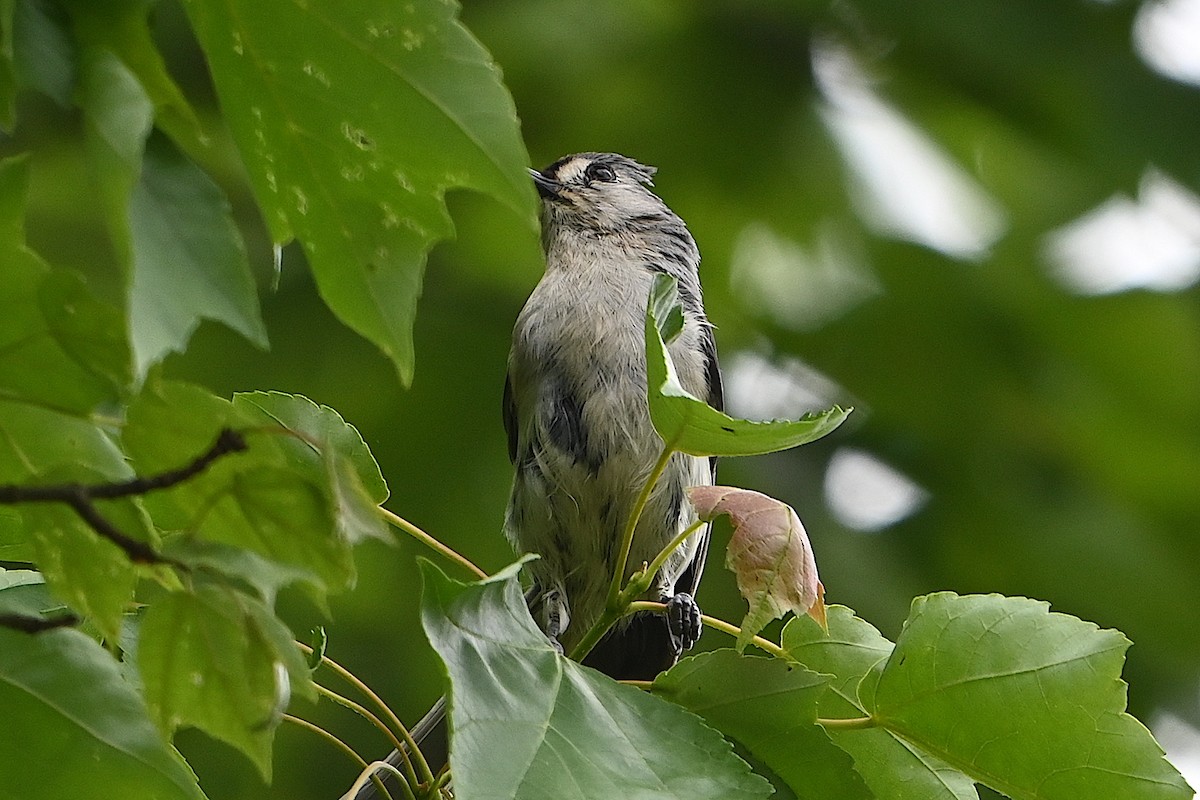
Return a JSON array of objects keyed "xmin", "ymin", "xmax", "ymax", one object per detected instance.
[{"xmin": 665, "ymin": 592, "xmax": 701, "ymax": 655}]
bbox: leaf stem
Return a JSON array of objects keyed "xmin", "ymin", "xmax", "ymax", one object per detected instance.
[
  {"xmin": 342, "ymin": 761, "xmax": 417, "ymax": 800},
  {"xmin": 816, "ymin": 715, "xmax": 876, "ymax": 730},
  {"xmin": 571, "ymin": 442, "xmax": 678, "ymax": 664},
  {"xmin": 641, "ymin": 518, "xmax": 706, "ymax": 590},
  {"xmin": 606, "ymin": 443, "xmax": 674, "ymax": 611},
  {"xmin": 314, "ymin": 682, "xmax": 418, "ymax": 787},
  {"xmin": 693, "ymin": 611, "xmax": 792, "ymax": 660},
  {"xmin": 283, "ymin": 714, "xmax": 403, "ymax": 800},
  {"xmin": 299, "ymin": 643, "xmax": 437, "ymax": 787},
  {"xmin": 378, "ymin": 506, "xmax": 487, "ymax": 581}
]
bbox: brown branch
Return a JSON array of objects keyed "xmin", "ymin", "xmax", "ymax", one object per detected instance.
[
  {"xmin": 0, "ymin": 611, "xmax": 80, "ymax": 634},
  {"xmin": 0, "ymin": 429, "xmax": 248, "ymax": 566}
]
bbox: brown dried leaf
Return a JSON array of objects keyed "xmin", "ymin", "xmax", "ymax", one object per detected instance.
[{"xmin": 687, "ymin": 486, "xmax": 825, "ymax": 650}]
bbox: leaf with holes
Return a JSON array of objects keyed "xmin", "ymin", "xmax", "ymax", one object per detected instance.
[{"xmin": 181, "ymin": 0, "xmax": 535, "ymax": 384}]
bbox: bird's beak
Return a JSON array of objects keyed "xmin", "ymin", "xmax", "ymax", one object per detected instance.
[{"xmin": 529, "ymin": 168, "xmax": 562, "ymax": 200}]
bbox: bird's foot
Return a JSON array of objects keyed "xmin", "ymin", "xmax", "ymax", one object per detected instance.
[{"xmin": 665, "ymin": 592, "xmax": 701, "ymax": 655}]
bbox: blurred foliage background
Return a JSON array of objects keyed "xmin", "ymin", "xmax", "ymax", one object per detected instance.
[{"xmin": 8, "ymin": 0, "xmax": 1200, "ymax": 797}]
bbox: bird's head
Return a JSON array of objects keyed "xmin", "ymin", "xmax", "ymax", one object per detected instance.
[{"xmin": 530, "ymin": 152, "xmax": 671, "ymax": 235}]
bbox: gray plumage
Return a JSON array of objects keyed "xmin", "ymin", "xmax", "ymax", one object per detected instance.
[{"xmin": 505, "ymin": 152, "xmax": 722, "ymax": 676}]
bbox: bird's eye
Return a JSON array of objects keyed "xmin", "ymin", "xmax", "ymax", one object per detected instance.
[{"xmin": 586, "ymin": 163, "xmax": 617, "ymax": 183}]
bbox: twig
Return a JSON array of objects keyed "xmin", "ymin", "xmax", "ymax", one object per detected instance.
[
  {"xmin": 0, "ymin": 611, "xmax": 80, "ymax": 634},
  {"xmin": 0, "ymin": 429, "xmax": 247, "ymax": 566}
]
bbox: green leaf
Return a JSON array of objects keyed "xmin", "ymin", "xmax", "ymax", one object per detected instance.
[
  {"xmin": 180, "ymin": 0, "xmax": 536, "ymax": 384},
  {"xmin": 77, "ymin": 43, "xmax": 154, "ymax": 265},
  {"xmin": 0, "ymin": 568, "xmax": 62, "ymax": 619},
  {"xmin": 0, "ymin": 399, "xmax": 129, "ymax": 484},
  {"xmin": 138, "ymin": 583, "xmax": 313, "ymax": 780},
  {"xmin": 0, "ymin": 0, "xmax": 15, "ymax": 130},
  {"xmin": 0, "ymin": 156, "xmax": 129, "ymax": 412},
  {"xmin": 420, "ymin": 559, "xmax": 773, "ymax": 800},
  {"xmin": 234, "ymin": 391, "xmax": 389, "ymax": 546},
  {"xmin": 0, "ymin": 626, "xmax": 206, "ymax": 800},
  {"xmin": 63, "ymin": 0, "xmax": 209, "ymax": 158},
  {"xmin": 10, "ymin": 0, "xmax": 74, "ymax": 107},
  {"xmin": 162, "ymin": 538, "xmax": 322, "ymax": 607},
  {"xmin": 127, "ymin": 137, "xmax": 267, "ymax": 378},
  {"xmin": 124, "ymin": 381, "xmax": 378, "ymax": 594},
  {"xmin": 869, "ymin": 594, "xmax": 1193, "ymax": 800},
  {"xmin": 20, "ymin": 466, "xmax": 157, "ymax": 642},
  {"xmin": 654, "ymin": 650, "xmax": 873, "ymax": 800},
  {"xmin": 645, "ymin": 274, "xmax": 850, "ymax": 456},
  {"xmin": 783, "ymin": 607, "xmax": 978, "ymax": 800}
]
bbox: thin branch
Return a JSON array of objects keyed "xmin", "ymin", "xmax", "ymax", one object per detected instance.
[
  {"xmin": 0, "ymin": 611, "xmax": 80, "ymax": 634},
  {"xmin": 0, "ymin": 429, "xmax": 247, "ymax": 503},
  {"xmin": 0, "ymin": 429, "xmax": 248, "ymax": 567},
  {"xmin": 377, "ymin": 506, "xmax": 487, "ymax": 581}
]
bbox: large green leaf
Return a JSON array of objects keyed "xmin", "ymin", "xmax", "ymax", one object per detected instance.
[
  {"xmin": 782, "ymin": 607, "xmax": 978, "ymax": 800},
  {"xmin": 73, "ymin": 11, "xmax": 263, "ymax": 380},
  {"xmin": 420, "ymin": 559, "xmax": 772, "ymax": 800},
  {"xmin": 654, "ymin": 650, "xmax": 873, "ymax": 800},
  {"xmin": 0, "ymin": 626, "xmax": 205, "ymax": 800},
  {"xmin": 138, "ymin": 583, "xmax": 313, "ymax": 780},
  {"xmin": 865, "ymin": 594, "xmax": 1193, "ymax": 800},
  {"xmin": 180, "ymin": 0, "xmax": 536, "ymax": 384},
  {"xmin": 0, "ymin": 400, "xmax": 128, "ymax": 484},
  {"xmin": 646, "ymin": 274, "xmax": 849, "ymax": 456}
]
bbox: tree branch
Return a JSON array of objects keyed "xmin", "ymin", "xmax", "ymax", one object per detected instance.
[
  {"xmin": 0, "ymin": 429, "xmax": 249, "ymax": 566},
  {"xmin": 0, "ymin": 611, "xmax": 80, "ymax": 634}
]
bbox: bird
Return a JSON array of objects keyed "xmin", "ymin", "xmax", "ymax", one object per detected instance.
[
  {"xmin": 505, "ymin": 152, "xmax": 722, "ymax": 679},
  {"xmin": 354, "ymin": 153, "xmax": 720, "ymax": 798}
]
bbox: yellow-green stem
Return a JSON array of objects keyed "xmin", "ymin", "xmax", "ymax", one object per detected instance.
[
  {"xmin": 378, "ymin": 506, "xmax": 488, "ymax": 581},
  {"xmin": 298, "ymin": 643, "xmax": 437, "ymax": 787},
  {"xmin": 606, "ymin": 443, "xmax": 675, "ymax": 609},
  {"xmin": 641, "ymin": 518, "xmax": 706, "ymax": 588},
  {"xmin": 817, "ymin": 715, "xmax": 876, "ymax": 730},
  {"xmin": 695, "ymin": 611, "xmax": 792, "ymax": 660},
  {"xmin": 314, "ymin": 682, "xmax": 417, "ymax": 787},
  {"xmin": 283, "ymin": 714, "xmax": 404, "ymax": 800}
]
